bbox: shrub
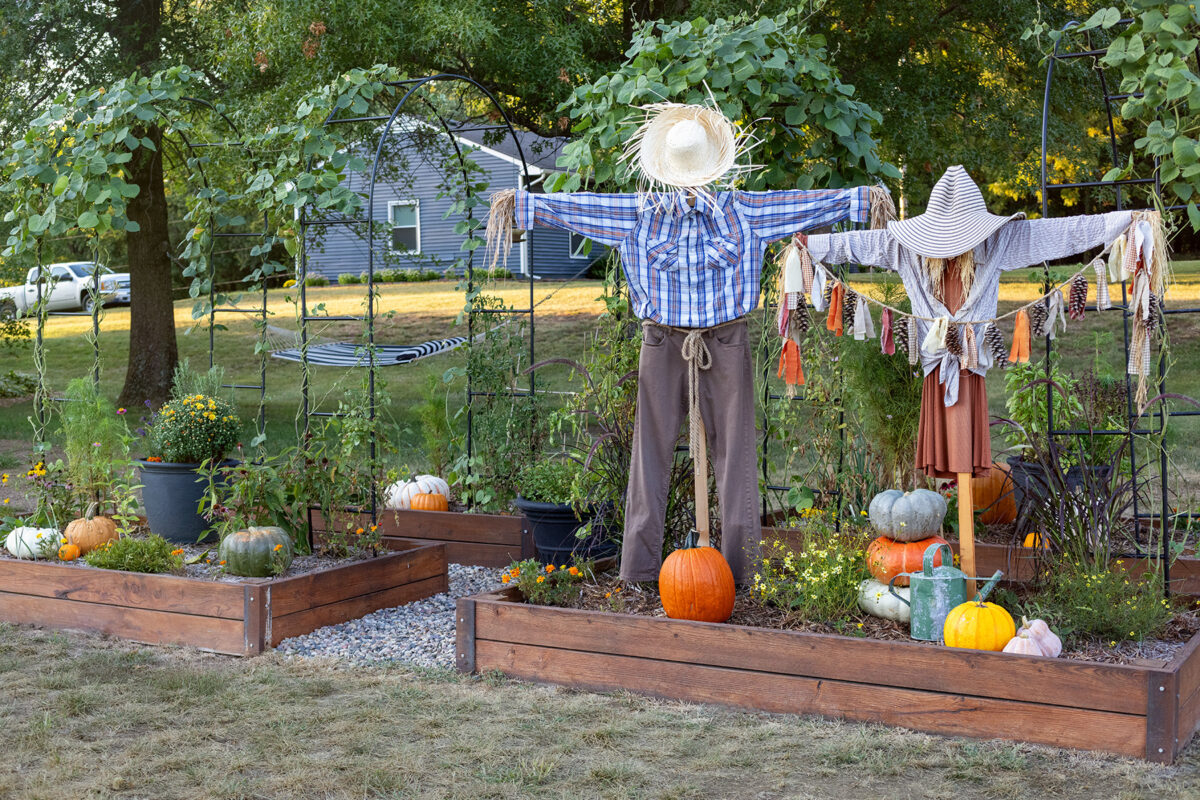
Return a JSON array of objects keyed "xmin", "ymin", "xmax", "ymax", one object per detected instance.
[
  {"xmin": 0, "ymin": 369, "xmax": 36, "ymax": 399},
  {"xmin": 147, "ymin": 394, "xmax": 241, "ymax": 464},
  {"xmin": 502, "ymin": 557, "xmax": 593, "ymax": 606},
  {"xmin": 304, "ymin": 275, "xmax": 329, "ymax": 287},
  {"xmin": 516, "ymin": 460, "xmax": 579, "ymax": 505},
  {"xmin": 84, "ymin": 534, "xmax": 183, "ymax": 574},
  {"xmin": 752, "ymin": 525, "xmax": 871, "ymax": 625},
  {"xmin": 337, "ymin": 272, "xmax": 362, "ymax": 285},
  {"xmin": 58, "ymin": 379, "xmax": 134, "ymax": 513},
  {"xmin": 1039, "ymin": 562, "xmax": 1173, "ymax": 643}
]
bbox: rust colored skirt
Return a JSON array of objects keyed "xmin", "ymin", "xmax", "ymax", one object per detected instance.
[{"xmin": 915, "ymin": 367, "xmax": 992, "ymax": 479}]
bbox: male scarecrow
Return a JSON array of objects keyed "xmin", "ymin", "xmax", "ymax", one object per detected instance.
[
  {"xmin": 799, "ymin": 165, "xmax": 1162, "ymax": 587},
  {"xmin": 486, "ymin": 102, "xmax": 892, "ymax": 586}
]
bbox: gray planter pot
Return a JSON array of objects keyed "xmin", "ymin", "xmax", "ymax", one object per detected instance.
[
  {"xmin": 137, "ymin": 459, "xmax": 234, "ymax": 543},
  {"xmin": 514, "ymin": 497, "xmax": 618, "ymax": 563}
]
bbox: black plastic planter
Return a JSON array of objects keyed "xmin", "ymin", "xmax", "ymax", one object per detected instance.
[
  {"xmin": 514, "ymin": 497, "xmax": 618, "ymax": 563},
  {"xmin": 137, "ymin": 459, "xmax": 232, "ymax": 543}
]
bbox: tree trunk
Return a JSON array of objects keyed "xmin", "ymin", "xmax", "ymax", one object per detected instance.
[
  {"xmin": 118, "ymin": 124, "xmax": 178, "ymax": 409},
  {"xmin": 114, "ymin": 0, "xmax": 177, "ymax": 409}
]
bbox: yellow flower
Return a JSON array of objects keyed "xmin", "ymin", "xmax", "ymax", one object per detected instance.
[{"xmin": 536, "ymin": 575, "xmax": 545, "ymax": 584}]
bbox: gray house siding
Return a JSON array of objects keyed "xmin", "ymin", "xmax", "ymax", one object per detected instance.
[{"xmin": 304, "ymin": 136, "xmax": 603, "ymax": 280}]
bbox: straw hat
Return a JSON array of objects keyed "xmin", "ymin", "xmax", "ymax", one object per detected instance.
[
  {"xmin": 622, "ymin": 102, "xmax": 755, "ymax": 193},
  {"xmin": 888, "ymin": 166, "xmax": 1025, "ymax": 258}
]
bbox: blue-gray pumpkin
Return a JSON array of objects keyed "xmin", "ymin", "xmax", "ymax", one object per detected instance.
[
  {"xmin": 218, "ymin": 526, "xmax": 294, "ymax": 577},
  {"xmin": 868, "ymin": 489, "xmax": 947, "ymax": 542}
]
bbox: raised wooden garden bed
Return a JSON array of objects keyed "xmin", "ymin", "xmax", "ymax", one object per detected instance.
[
  {"xmin": 457, "ymin": 586, "xmax": 1200, "ymax": 762},
  {"xmin": 0, "ymin": 542, "xmax": 447, "ymax": 656},
  {"xmin": 314, "ymin": 510, "xmax": 532, "ymax": 567}
]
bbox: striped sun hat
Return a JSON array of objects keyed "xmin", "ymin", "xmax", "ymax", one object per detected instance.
[{"xmin": 888, "ymin": 166, "xmax": 1025, "ymax": 258}]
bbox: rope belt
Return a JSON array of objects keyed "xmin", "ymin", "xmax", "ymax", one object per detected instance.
[{"xmin": 643, "ymin": 318, "xmax": 742, "ymax": 463}]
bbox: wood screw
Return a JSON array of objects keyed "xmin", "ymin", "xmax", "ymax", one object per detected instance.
[{"xmin": 1160, "ymin": 686, "xmax": 1166, "ymax": 691}]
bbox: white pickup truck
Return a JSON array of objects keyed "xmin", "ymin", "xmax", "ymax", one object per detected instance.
[{"xmin": 0, "ymin": 262, "xmax": 130, "ymax": 318}]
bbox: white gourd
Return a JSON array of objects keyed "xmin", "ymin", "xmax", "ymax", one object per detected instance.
[
  {"xmin": 1002, "ymin": 629, "xmax": 1044, "ymax": 656},
  {"xmin": 868, "ymin": 489, "xmax": 947, "ymax": 542},
  {"xmin": 384, "ymin": 474, "xmax": 451, "ymax": 510},
  {"xmin": 4, "ymin": 526, "xmax": 59, "ymax": 559},
  {"xmin": 1019, "ymin": 616, "xmax": 1062, "ymax": 658},
  {"xmin": 857, "ymin": 579, "xmax": 911, "ymax": 623}
]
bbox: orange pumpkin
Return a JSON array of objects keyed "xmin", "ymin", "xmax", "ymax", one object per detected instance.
[
  {"xmin": 866, "ymin": 535, "xmax": 951, "ymax": 586},
  {"xmin": 409, "ymin": 492, "xmax": 449, "ymax": 512},
  {"xmin": 659, "ymin": 540, "xmax": 736, "ymax": 623},
  {"xmin": 57, "ymin": 543, "xmax": 82, "ymax": 561},
  {"xmin": 976, "ymin": 462, "xmax": 1017, "ymax": 525},
  {"xmin": 65, "ymin": 515, "xmax": 119, "ymax": 554}
]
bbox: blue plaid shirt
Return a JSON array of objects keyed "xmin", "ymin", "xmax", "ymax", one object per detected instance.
[{"xmin": 515, "ymin": 187, "xmax": 871, "ymax": 327}]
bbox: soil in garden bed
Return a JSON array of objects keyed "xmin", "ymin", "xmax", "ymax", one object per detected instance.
[
  {"xmin": 561, "ymin": 573, "xmax": 1200, "ymax": 666},
  {"xmin": 0, "ymin": 531, "xmax": 381, "ymax": 584}
]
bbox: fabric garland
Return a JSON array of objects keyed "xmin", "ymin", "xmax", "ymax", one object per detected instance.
[
  {"xmin": 853, "ymin": 295, "xmax": 875, "ymax": 341},
  {"xmin": 922, "ymin": 316, "xmax": 949, "ymax": 356},
  {"xmin": 1092, "ymin": 257, "xmax": 1112, "ymax": 311},
  {"xmin": 826, "ymin": 283, "xmax": 844, "ymax": 336},
  {"xmin": 880, "ymin": 308, "xmax": 895, "ymax": 355},
  {"xmin": 906, "ymin": 317, "xmax": 920, "ymax": 366},
  {"xmin": 1044, "ymin": 289, "xmax": 1066, "ymax": 340},
  {"xmin": 963, "ymin": 324, "xmax": 979, "ymax": 370},
  {"xmin": 777, "ymin": 338, "xmax": 804, "ymax": 394},
  {"xmin": 1008, "ymin": 310, "xmax": 1031, "ymax": 363}
]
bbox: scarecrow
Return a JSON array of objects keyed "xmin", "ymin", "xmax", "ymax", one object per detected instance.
[
  {"xmin": 794, "ymin": 165, "xmax": 1163, "ymax": 589},
  {"xmin": 486, "ymin": 102, "xmax": 893, "ymax": 588}
]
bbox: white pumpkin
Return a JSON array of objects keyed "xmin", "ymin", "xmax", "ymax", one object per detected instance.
[
  {"xmin": 383, "ymin": 474, "xmax": 451, "ymax": 510},
  {"xmin": 1019, "ymin": 616, "xmax": 1062, "ymax": 658},
  {"xmin": 857, "ymin": 579, "xmax": 911, "ymax": 623},
  {"xmin": 868, "ymin": 488, "xmax": 947, "ymax": 542},
  {"xmin": 4, "ymin": 526, "xmax": 59, "ymax": 559},
  {"xmin": 1002, "ymin": 629, "xmax": 1045, "ymax": 656}
]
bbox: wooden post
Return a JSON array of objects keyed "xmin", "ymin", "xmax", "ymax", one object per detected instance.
[
  {"xmin": 694, "ymin": 421, "xmax": 710, "ymax": 548},
  {"xmin": 958, "ymin": 472, "xmax": 976, "ymax": 597}
]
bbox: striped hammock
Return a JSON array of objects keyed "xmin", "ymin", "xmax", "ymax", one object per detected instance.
[{"xmin": 270, "ymin": 337, "xmax": 468, "ymax": 367}]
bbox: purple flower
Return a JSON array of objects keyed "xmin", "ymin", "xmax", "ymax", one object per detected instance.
[{"xmin": 117, "ymin": 408, "xmax": 126, "ymax": 415}]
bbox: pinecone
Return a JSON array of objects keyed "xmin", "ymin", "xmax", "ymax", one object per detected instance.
[
  {"xmin": 1068, "ymin": 273, "xmax": 1088, "ymax": 321},
  {"xmin": 893, "ymin": 313, "xmax": 909, "ymax": 355},
  {"xmin": 1028, "ymin": 302, "xmax": 1048, "ymax": 338},
  {"xmin": 793, "ymin": 293, "xmax": 811, "ymax": 335},
  {"xmin": 984, "ymin": 322, "xmax": 1008, "ymax": 366},
  {"xmin": 1147, "ymin": 292, "xmax": 1162, "ymax": 337},
  {"xmin": 842, "ymin": 288, "xmax": 857, "ymax": 332},
  {"xmin": 945, "ymin": 323, "xmax": 963, "ymax": 359},
  {"xmin": 822, "ymin": 278, "xmax": 834, "ymax": 307}
]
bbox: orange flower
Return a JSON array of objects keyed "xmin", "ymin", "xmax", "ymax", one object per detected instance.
[
  {"xmin": 369, "ymin": 524, "xmax": 378, "ymax": 533},
  {"xmin": 567, "ymin": 566, "xmax": 580, "ymax": 577},
  {"xmin": 273, "ymin": 544, "xmax": 283, "ymax": 551},
  {"xmin": 510, "ymin": 567, "xmax": 520, "ymax": 577},
  {"xmin": 170, "ymin": 548, "xmax": 184, "ymax": 556},
  {"xmin": 219, "ymin": 560, "xmax": 226, "ymax": 566},
  {"xmin": 355, "ymin": 527, "xmax": 365, "ymax": 535},
  {"xmin": 501, "ymin": 574, "xmax": 510, "ymax": 584},
  {"xmin": 536, "ymin": 575, "xmax": 545, "ymax": 583},
  {"xmin": 545, "ymin": 564, "xmax": 555, "ymax": 573}
]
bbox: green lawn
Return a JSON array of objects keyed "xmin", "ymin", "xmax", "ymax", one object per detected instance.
[{"xmin": 2, "ymin": 623, "xmax": 1198, "ymax": 800}]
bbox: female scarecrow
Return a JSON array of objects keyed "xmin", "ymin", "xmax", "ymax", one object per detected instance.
[{"xmin": 486, "ymin": 102, "xmax": 892, "ymax": 585}]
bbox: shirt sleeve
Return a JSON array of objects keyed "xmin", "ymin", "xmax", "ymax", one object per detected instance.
[
  {"xmin": 735, "ymin": 187, "xmax": 871, "ymax": 243},
  {"xmin": 514, "ymin": 191, "xmax": 641, "ymax": 247},
  {"xmin": 988, "ymin": 210, "xmax": 1133, "ymax": 272},
  {"xmin": 806, "ymin": 229, "xmax": 901, "ymax": 272}
]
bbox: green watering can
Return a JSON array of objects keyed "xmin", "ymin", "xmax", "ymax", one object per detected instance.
[{"xmin": 887, "ymin": 542, "xmax": 1004, "ymax": 641}]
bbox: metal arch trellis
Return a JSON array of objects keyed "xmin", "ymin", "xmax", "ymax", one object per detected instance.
[
  {"xmin": 296, "ymin": 72, "xmax": 537, "ymax": 528},
  {"xmin": 29, "ymin": 98, "xmax": 270, "ymax": 448},
  {"xmin": 1040, "ymin": 19, "xmax": 1200, "ymax": 595}
]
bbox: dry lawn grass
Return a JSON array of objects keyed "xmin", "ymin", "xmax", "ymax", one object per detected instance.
[{"xmin": 2, "ymin": 623, "xmax": 1200, "ymax": 800}]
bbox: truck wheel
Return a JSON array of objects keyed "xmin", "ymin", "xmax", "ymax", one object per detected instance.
[
  {"xmin": 82, "ymin": 295, "xmax": 97, "ymax": 315},
  {"xmin": 0, "ymin": 299, "xmax": 16, "ymax": 320}
]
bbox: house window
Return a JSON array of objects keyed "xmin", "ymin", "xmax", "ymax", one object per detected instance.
[
  {"xmin": 568, "ymin": 231, "xmax": 591, "ymax": 260},
  {"xmin": 388, "ymin": 201, "xmax": 420, "ymax": 253}
]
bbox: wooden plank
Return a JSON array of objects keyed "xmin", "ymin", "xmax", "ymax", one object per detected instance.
[
  {"xmin": 1177, "ymin": 683, "xmax": 1200, "ymax": 754},
  {"xmin": 1170, "ymin": 630, "xmax": 1200, "ymax": 700},
  {"xmin": 268, "ymin": 547, "xmax": 445, "ymax": 617},
  {"xmin": 243, "ymin": 585, "xmax": 267, "ymax": 656},
  {"xmin": 0, "ymin": 590, "xmax": 247, "ymax": 655},
  {"xmin": 0, "ymin": 559, "xmax": 246, "ymax": 618},
  {"xmin": 1144, "ymin": 670, "xmax": 1178, "ymax": 762},
  {"xmin": 473, "ymin": 598, "xmax": 1150, "ymax": 715},
  {"xmin": 315, "ymin": 510, "xmax": 524, "ymax": 546},
  {"xmin": 269, "ymin": 573, "xmax": 446, "ymax": 645},
  {"xmin": 475, "ymin": 640, "xmax": 1147, "ymax": 759},
  {"xmin": 456, "ymin": 596, "xmax": 476, "ymax": 674}
]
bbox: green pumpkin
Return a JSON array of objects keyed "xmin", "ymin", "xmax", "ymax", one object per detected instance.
[
  {"xmin": 867, "ymin": 489, "xmax": 947, "ymax": 542},
  {"xmin": 218, "ymin": 526, "xmax": 294, "ymax": 577}
]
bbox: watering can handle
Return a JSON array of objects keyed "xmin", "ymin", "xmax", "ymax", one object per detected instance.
[
  {"xmin": 972, "ymin": 570, "xmax": 1004, "ymax": 603},
  {"xmin": 923, "ymin": 542, "xmax": 953, "ymax": 574},
  {"xmin": 886, "ymin": 575, "xmax": 911, "ymax": 606}
]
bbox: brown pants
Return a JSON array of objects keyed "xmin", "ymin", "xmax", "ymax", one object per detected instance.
[{"xmin": 620, "ymin": 319, "xmax": 761, "ymax": 584}]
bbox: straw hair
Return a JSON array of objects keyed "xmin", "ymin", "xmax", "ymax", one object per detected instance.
[
  {"xmin": 484, "ymin": 188, "xmax": 517, "ymax": 271},
  {"xmin": 621, "ymin": 101, "xmax": 757, "ymax": 200}
]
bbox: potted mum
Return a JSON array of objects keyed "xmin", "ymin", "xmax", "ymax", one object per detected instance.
[
  {"xmin": 514, "ymin": 459, "xmax": 617, "ymax": 563},
  {"xmin": 138, "ymin": 393, "xmax": 241, "ymax": 542}
]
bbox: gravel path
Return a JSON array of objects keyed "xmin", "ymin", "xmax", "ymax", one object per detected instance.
[{"xmin": 275, "ymin": 564, "xmax": 503, "ymax": 669}]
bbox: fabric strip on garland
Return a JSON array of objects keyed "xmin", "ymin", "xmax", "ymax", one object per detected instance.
[
  {"xmin": 880, "ymin": 308, "xmax": 895, "ymax": 355},
  {"xmin": 1092, "ymin": 257, "xmax": 1112, "ymax": 311},
  {"xmin": 1008, "ymin": 310, "xmax": 1031, "ymax": 363},
  {"xmin": 777, "ymin": 338, "xmax": 804, "ymax": 394},
  {"xmin": 826, "ymin": 283, "xmax": 844, "ymax": 336}
]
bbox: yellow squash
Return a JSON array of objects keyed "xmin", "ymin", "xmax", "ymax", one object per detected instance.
[{"xmin": 943, "ymin": 600, "xmax": 1015, "ymax": 651}]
